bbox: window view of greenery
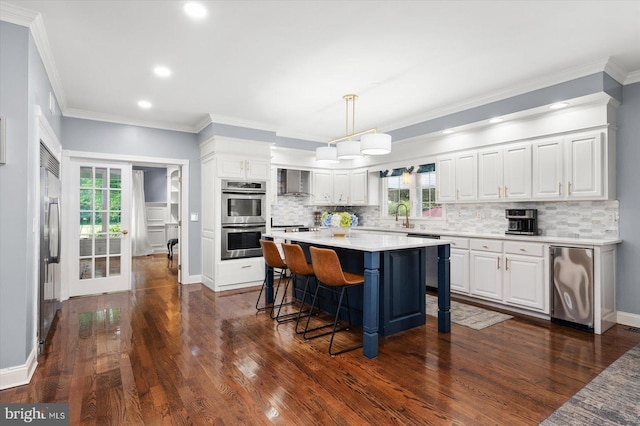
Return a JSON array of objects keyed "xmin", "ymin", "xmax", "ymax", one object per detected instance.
[
  {"xmin": 80, "ymin": 168, "xmax": 122, "ymax": 237},
  {"xmin": 385, "ymin": 169, "xmax": 442, "ymax": 218},
  {"xmin": 418, "ymin": 171, "xmax": 442, "ymax": 218},
  {"xmin": 387, "ymin": 176, "xmax": 409, "ymax": 215}
]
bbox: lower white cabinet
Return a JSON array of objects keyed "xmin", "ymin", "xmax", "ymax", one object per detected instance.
[
  {"xmin": 448, "ymin": 237, "xmax": 470, "ymax": 293},
  {"xmin": 503, "ymin": 241, "xmax": 545, "ymax": 311},
  {"xmin": 470, "ymin": 243, "xmax": 503, "ymax": 302}
]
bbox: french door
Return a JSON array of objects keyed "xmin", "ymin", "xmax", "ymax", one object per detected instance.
[{"xmin": 68, "ymin": 160, "xmax": 131, "ymax": 297}]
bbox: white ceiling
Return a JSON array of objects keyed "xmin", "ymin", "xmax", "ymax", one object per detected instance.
[{"xmin": 4, "ymin": 1, "xmax": 640, "ymax": 143}]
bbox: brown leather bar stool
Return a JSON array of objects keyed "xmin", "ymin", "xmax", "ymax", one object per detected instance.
[
  {"xmin": 257, "ymin": 240, "xmax": 292, "ymax": 316},
  {"xmin": 281, "ymin": 243, "xmax": 317, "ymax": 327},
  {"xmin": 306, "ymin": 246, "xmax": 364, "ymax": 356}
]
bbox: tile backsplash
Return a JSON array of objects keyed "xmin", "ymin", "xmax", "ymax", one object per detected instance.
[{"xmin": 271, "ymin": 197, "xmax": 619, "ymax": 239}]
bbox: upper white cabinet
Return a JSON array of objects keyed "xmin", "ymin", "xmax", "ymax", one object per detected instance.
[
  {"xmin": 478, "ymin": 143, "xmax": 531, "ymax": 201},
  {"xmin": 436, "ymin": 152, "xmax": 476, "ymax": 203},
  {"xmin": 217, "ymin": 156, "xmax": 270, "ymax": 180},
  {"xmin": 332, "ymin": 170, "xmax": 350, "ymax": 204},
  {"xmin": 313, "ymin": 170, "xmax": 333, "ymax": 205},
  {"xmin": 350, "ymin": 168, "xmax": 368, "ymax": 205},
  {"xmin": 532, "ymin": 131, "xmax": 605, "ymax": 200},
  {"xmin": 311, "ymin": 169, "xmax": 371, "ymax": 206}
]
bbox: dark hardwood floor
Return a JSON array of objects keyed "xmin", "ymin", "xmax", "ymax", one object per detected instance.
[{"xmin": 2, "ymin": 253, "xmax": 639, "ymax": 424}]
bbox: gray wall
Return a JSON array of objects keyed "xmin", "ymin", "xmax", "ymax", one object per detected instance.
[
  {"xmin": 133, "ymin": 166, "xmax": 167, "ymax": 203},
  {"xmin": 0, "ymin": 22, "xmax": 63, "ymax": 369},
  {"xmin": 62, "ymin": 117, "xmax": 201, "ymax": 276},
  {"xmin": 616, "ymin": 82, "xmax": 640, "ymax": 315}
]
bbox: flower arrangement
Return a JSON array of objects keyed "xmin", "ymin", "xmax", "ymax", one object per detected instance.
[{"xmin": 321, "ymin": 212, "xmax": 358, "ymax": 229}]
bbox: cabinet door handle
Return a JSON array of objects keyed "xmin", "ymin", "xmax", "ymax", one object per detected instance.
[
  {"xmin": 456, "ymin": 189, "xmax": 460, "ymax": 200},
  {"xmin": 520, "ymin": 248, "xmax": 526, "ymax": 252},
  {"xmin": 240, "ymin": 161, "xmax": 244, "ymax": 171},
  {"xmin": 241, "ymin": 265, "xmax": 252, "ymax": 269},
  {"xmin": 504, "ymin": 186, "xmax": 508, "ymax": 198},
  {"xmin": 451, "ymin": 241, "xmax": 457, "ymax": 245},
  {"xmin": 568, "ymin": 181, "xmax": 572, "ymax": 195},
  {"xmin": 482, "ymin": 245, "xmax": 489, "ymax": 249},
  {"xmin": 558, "ymin": 182, "xmax": 562, "ymax": 195},
  {"xmin": 497, "ymin": 256, "xmax": 501, "ymax": 270},
  {"xmin": 505, "ymin": 257, "xmax": 509, "ymax": 271},
  {"xmin": 498, "ymin": 186, "xmax": 501, "ymax": 197},
  {"xmin": 436, "ymin": 190, "xmax": 439, "ymax": 201}
]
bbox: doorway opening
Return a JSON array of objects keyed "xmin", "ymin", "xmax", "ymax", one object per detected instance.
[{"xmin": 131, "ymin": 163, "xmax": 182, "ymax": 290}]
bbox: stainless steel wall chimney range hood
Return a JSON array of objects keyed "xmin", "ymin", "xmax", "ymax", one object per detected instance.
[{"xmin": 277, "ymin": 168, "xmax": 310, "ymax": 195}]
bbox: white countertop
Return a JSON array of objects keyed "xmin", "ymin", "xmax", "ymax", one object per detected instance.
[
  {"xmin": 353, "ymin": 227, "xmax": 622, "ymax": 246},
  {"xmin": 264, "ymin": 230, "xmax": 450, "ymax": 252}
]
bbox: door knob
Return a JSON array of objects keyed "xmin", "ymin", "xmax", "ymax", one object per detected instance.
[{"xmin": 122, "ymin": 229, "xmax": 129, "ymax": 235}]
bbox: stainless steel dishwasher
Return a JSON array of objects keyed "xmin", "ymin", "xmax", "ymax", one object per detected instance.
[
  {"xmin": 550, "ymin": 246, "xmax": 594, "ymax": 330},
  {"xmin": 408, "ymin": 234, "xmax": 440, "ymax": 290}
]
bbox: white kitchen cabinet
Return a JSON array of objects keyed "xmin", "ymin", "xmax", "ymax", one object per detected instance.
[
  {"xmin": 456, "ymin": 152, "xmax": 477, "ymax": 201},
  {"xmin": 470, "ymin": 239, "xmax": 503, "ymax": 301},
  {"xmin": 333, "ymin": 170, "xmax": 350, "ymax": 204},
  {"xmin": 447, "ymin": 237, "xmax": 470, "ymax": 294},
  {"xmin": 477, "ymin": 148, "xmax": 503, "ymax": 200},
  {"xmin": 478, "ymin": 143, "xmax": 532, "ymax": 201},
  {"xmin": 217, "ymin": 156, "xmax": 269, "ymax": 180},
  {"xmin": 503, "ymin": 143, "xmax": 532, "ymax": 200},
  {"xmin": 436, "ymin": 156, "xmax": 456, "ymax": 202},
  {"xmin": 350, "ymin": 168, "xmax": 368, "ymax": 205},
  {"xmin": 532, "ymin": 131, "xmax": 604, "ymax": 200},
  {"xmin": 313, "ymin": 170, "xmax": 333, "ymax": 205},
  {"xmin": 503, "ymin": 241, "xmax": 545, "ymax": 312},
  {"xmin": 436, "ymin": 152, "xmax": 476, "ymax": 203}
]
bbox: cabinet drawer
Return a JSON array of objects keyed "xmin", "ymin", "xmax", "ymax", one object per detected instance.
[
  {"xmin": 217, "ymin": 257, "xmax": 265, "ymax": 286},
  {"xmin": 504, "ymin": 241, "xmax": 544, "ymax": 257},
  {"xmin": 447, "ymin": 237, "xmax": 469, "ymax": 249},
  {"xmin": 470, "ymin": 239, "xmax": 503, "ymax": 252}
]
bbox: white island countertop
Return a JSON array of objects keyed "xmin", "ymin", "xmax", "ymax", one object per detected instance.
[{"xmin": 264, "ymin": 230, "xmax": 451, "ymax": 252}]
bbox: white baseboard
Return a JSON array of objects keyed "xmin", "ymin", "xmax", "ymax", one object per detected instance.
[
  {"xmin": 182, "ymin": 274, "xmax": 202, "ymax": 285},
  {"xmin": 617, "ymin": 310, "xmax": 640, "ymax": 328},
  {"xmin": 0, "ymin": 347, "xmax": 38, "ymax": 390}
]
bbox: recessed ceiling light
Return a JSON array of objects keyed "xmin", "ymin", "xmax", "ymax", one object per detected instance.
[
  {"xmin": 138, "ymin": 100, "xmax": 152, "ymax": 109},
  {"xmin": 549, "ymin": 102, "xmax": 569, "ymax": 110},
  {"xmin": 489, "ymin": 117, "xmax": 503, "ymax": 124},
  {"xmin": 154, "ymin": 65, "xmax": 172, "ymax": 78},
  {"xmin": 184, "ymin": 2, "xmax": 207, "ymax": 19},
  {"xmin": 442, "ymin": 129, "xmax": 454, "ymax": 134}
]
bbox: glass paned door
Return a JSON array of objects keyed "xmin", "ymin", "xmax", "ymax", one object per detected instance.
[{"xmin": 70, "ymin": 160, "xmax": 131, "ymax": 297}]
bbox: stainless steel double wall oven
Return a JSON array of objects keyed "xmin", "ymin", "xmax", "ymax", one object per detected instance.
[{"xmin": 221, "ymin": 180, "xmax": 266, "ymax": 259}]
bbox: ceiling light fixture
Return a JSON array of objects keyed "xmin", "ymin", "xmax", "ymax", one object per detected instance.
[
  {"xmin": 489, "ymin": 117, "xmax": 503, "ymax": 124},
  {"xmin": 138, "ymin": 100, "xmax": 152, "ymax": 109},
  {"xmin": 317, "ymin": 94, "xmax": 392, "ymax": 162},
  {"xmin": 549, "ymin": 102, "xmax": 569, "ymax": 110},
  {"xmin": 442, "ymin": 129, "xmax": 454, "ymax": 134},
  {"xmin": 183, "ymin": 2, "xmax": 207, "ymax": 19},
  {"xmin": 154, "ymin": 65, "xmax": 172, "ymax": 78}
]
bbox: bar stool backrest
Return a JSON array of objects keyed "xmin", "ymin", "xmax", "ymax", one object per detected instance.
[
  {"xmin": 309, "ymin": 246, "xmax": 352, "ymax": 287},
  {"xmin": 282, "ymin": 243, "xmax": 314, "ymax": 276},
  {"xmin": 259, "ymin": 240, "xmax": 286, "ymax": 269}
]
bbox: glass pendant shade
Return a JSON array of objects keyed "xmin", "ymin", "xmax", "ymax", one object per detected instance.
[
  {"xmin": 336, "ymin": 140, "xmax": 363, "ymax": 159},
  {"xmin": 315, "ymin": 145, "xmax": 339, "ymax": 163},
  {"xmin": 360, "ymin": 133, "xmax": 392, "ymax": 155}
]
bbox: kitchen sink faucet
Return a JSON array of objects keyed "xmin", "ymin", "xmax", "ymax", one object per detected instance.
[{"xmin": 395, "ymin": 203, "xmax": 410, "ymax": 228}]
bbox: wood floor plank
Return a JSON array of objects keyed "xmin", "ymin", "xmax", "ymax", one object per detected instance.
[{"xmin": 2, "ymin": 253, "xmax": 639, "ymax": 425}]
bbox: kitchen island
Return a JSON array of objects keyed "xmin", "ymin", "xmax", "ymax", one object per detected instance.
[{"xmin": 263, "ymin": 230, "xmax": 451, "ymax": 358}]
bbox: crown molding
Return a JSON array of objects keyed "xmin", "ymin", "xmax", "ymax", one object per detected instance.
[
  {"xmin": 30, "ymin": 13, "xmax": 67, "ymax": 112},
  {"xmin": 603, "ymin": 59, "xmax": 629, "ymax": 85},
  {"xmin": 64, "ymin": 108, "xmax": 199, "ymax": 134},
  {"xmin": 0, "ymin": 2, "xmax": 38, "ymax": 26},
  {"xmin": 194, "ymin": 114, "xmax": 213, "ymax": 133},
  {"xmin": 625, "ymin": 70, "xmax": 640, "ymax": 85},
  {"xmin": 382, "ymin": 57, "xmax": 617, "ymax": 133},
  {"xmin": 207, "ymin": 113, "xmax": 278, "ymax": 133}
]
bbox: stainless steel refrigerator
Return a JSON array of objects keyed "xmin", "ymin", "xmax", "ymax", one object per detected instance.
[
  {"xmin": 550, "ymin": 246, "xmax": 594, "ymax": 330},
  {"xmin": 39, "ymin": 143, "xmax": 61, "ymax": 350}
]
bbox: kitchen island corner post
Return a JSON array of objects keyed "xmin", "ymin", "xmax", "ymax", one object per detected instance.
[
  {"xmin": 437, "ymin": 243, "xmax": 451, "ymax": 333},
  {"xmin": 363, "ymin": 251, "xmax": 381, "ymax": 358}
]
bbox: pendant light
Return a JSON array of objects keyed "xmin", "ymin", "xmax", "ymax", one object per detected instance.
[{"xmin": 316, "ymin": 94, "xmax": 392, "ymax": 162}]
